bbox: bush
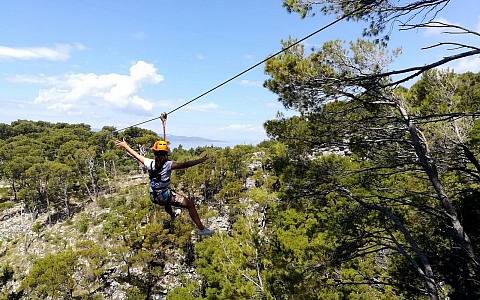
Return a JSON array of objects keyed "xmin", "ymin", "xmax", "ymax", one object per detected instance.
[
  {"xmin": 32, "ymin": 222, "xmax": 42, "ymax": 236},
  {"xmin": 76, "ymin": 213, "xmax": 89, "ymax": 234},
  {"xmin": 96, "ymin": 195, "xmax": 109, "ymax": 209},
  {"xmin": 0, "ymin": 201, "xmax": 13, "ymax": 212},
  {"xmin": 125, "ymin": 286, "xmax": 146, "ymax": 300},
  {"xmin": 109, "ymin": 196, "xmax": 126, "ymax": 209}
]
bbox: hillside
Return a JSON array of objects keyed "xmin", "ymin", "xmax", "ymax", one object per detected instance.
[
  {"xmin": 2, "ymin": 113, "xmax": 480, "ymax": 299},
  {"xmin": 0, "ymin": 139, "xmax": 270, "ymax": 299}
]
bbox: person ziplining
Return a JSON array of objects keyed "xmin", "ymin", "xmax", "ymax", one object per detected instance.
[
  {"xmin": 115, "ymin": 113, "xmax": 214, "ymax": 236},
  {"xmin": 112, "ymin": 5, "xmax": 371, "ymax": 236}
]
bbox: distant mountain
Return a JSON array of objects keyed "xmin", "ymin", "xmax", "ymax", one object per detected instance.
[
  {"xmin": 92, "ymin": 127, "xmax": 228, "ymax": 144},
  {"xmin": 165, "ymin": 134, "xmax": 227, "ymax": 143}
]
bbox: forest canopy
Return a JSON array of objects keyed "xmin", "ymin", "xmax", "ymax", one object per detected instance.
[
  {"xmin": 2, "ymin": 1, "xmax": 480, "ymax": 299},
  {"xmin": 2, "ymin": 68, "xmax": 480, "ymax": 300}
]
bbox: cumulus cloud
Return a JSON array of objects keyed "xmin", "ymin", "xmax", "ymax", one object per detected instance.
[
  {"xmin": 13, "ymin": 60, "xmax": 163, "ymax": 114},
  {"xmin": 0, "ymin": 44, "xmax": 77, "ymax": 61}
]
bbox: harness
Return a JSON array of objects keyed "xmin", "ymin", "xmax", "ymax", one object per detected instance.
[
  {"xmin": 149, "ymin": 159, "xmax": 170, "ymax": 179},
  {"xmin": 148, "ymin": 161, "xmax": 172, "ymax": 203}
]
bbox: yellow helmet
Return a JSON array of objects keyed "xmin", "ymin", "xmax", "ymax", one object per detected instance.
[{"xmin": 152, "ymin": 140, "xmax": 168, "ymax": 152}]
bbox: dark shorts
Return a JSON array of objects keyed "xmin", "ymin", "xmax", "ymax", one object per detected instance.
[{"xmin": 150, "ymin": 189, "xmax": 183, "ymax": 207}]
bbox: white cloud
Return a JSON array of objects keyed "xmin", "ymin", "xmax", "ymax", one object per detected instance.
[
  {"xmin": 0, "ymin": 44, "xmax": 74, "ymax": 61},
  {"xmin": 8, "ymin": 74, "xmax": 62, "ymax": 85},
  {"xmin": 423, "ymin": 17, "xmax": 462, "ymax": 36},
  {"xmin": 67, "ymin": 110, "xmax": 83, "ymax": 116},
  {"xmin": 130, "ymin": 95, "xmax": 154, "ymax": 111},
  {"xmin": 74, "ymin": 43, "xmax": 88, "ymax": 51},
  {"xmin": 219, "ymin": 124, "xmax": 262, "ymax": 132},
  {"xmin": 238, "ymin": 79, "xmax": 262, "ymax": 87},
  {"xmin": 196, "ymin": 54, "xmax": 206, "ymax": 60},
  {"xmin": 130, "ymin": 60, "xmax": 163, "ymax": 83},
  {"xmin": 47, "ymin": 102, "xmax": 74, "ymax": 111},
  {"xmin": 447, "ymin": 56, "xmax": 480, "ymax": 73},
  {"xmin": 13, "ymin": 60, "xmax": 163, "ymax": 114}
]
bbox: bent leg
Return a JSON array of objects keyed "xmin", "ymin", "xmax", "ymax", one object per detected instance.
[
  {"xmin": 164, "ymin": 203, "xmax": 174, "ymax": 216},
  {"xmin": 181, "ymin": 198, "xmax": 204, "ymax": 229}
]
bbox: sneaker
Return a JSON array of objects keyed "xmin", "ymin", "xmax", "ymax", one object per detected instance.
[
  {"xmin": 198, "ymin": 227, "xmax": 214, "ymax": 236},
  {"xmin": 169, "ymin": 209, "xmax": 181, "ymax": 222}
]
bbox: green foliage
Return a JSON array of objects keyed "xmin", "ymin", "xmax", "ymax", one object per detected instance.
[
  {"xmin": 0, "ymin": 120, "xmax": 301, "ymax": 298},
  {"xmin": 195, "ymin": 186, "xmax": 276, "ymax": 300},
  {"xmin": 20, "ymin": 248, "xmax": 79, "ymax": 299},
  {"xmin": 125, "ymin": 286, "xmax": 146, "ymax": 299},
  {"xmin": 31, "ymin": 222, "xmax": 42, "ymax": 236},
  {"xmin": 167, "ymin": 281, "xmax": 203, "ymax": 300},
  {"xmin": 76, "ymin": 213, "xmax": 90, "ymax": 234},
  {"xmin": 3, "ymin": 2, "xmax": 478, "ymax": 299},
  {"xmin": 6, "ymin": 113, "xmax": 479, "ymax": 299},
  {"xmin": 0, "ymin": 123, "xmax": 15, "ymax": 140},
  {"xmin": 0, "ymin": 201, "xmax": 13, "ymax": 212},
  {"xmin": 44, "ymin": 232, "xmax": 67, "ymax": 249},
  {"xmin": 262, "ymin": 23, "xmax": 480, "ymax": 298},
  {"xmin": 281, "ymin": 0, "xmax": 453, "ymax": 45},
  {"xmin": 75, "ymin": 240, "xmax": 108, "ymax": 298},
  {"xmin": 96, "ymin": 195, "xmax": 109, "ymax": 209},
  {"xmin": 0, "ymin": 120, "xmax": 121, "ymax": 217},
  {"xmin": 166, "ymin": 287, "xmax": 197, "ymax": 300}
]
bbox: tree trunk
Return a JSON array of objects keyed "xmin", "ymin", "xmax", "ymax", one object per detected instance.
[
  {"xmin": 83, "ymin": 181, "xmax": 93, "ymax": 202},
  {"xmin": 408, "ymin": 119, "xmax": 479, "ymax": 279},
  {"xmin": 461, "ymin": 144, "xmax": 480, "ymax": 177},
  {"xmin": 394, "ymin": 100, "xmax": 479, "ymax": 280},
  {"xmin": 63, "ymin": 185, "xmax": 70, "ymax": 218},
  {"xmin": 344, "ymin": 188, "xmax": 440, "ymax": 300},
  {"xmin": 11, "ymin": 179, "xmax": 17, "ymax": 202},
  {"xmin": 88, "ymin": 158, "xmax": 98, "ymax": 199}
]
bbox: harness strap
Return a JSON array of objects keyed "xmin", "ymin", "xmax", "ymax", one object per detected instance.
[
  {"xmin": 152, "ymin": 187, "xmax": 169, "ymax": 190},
  {"xmin": 149, "ymin": 161, "xmax": 170, "ymax": 183},
  {"xmin": 160, "ymin": 112, "xmax": 167, "ymax": 142}
]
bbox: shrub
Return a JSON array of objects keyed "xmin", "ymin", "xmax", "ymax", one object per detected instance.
[
  {"xmin": 76, "ymin": 213, "xmax": 89, "ymax": 234},
  {"xmin": 0, "ymin": 201, "xmax": 13, "ymax": 211}
]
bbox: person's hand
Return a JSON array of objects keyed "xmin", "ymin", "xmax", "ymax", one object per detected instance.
[{"xmin": 115, "ymin": 138, "xmax": 128, "ymax": 149}]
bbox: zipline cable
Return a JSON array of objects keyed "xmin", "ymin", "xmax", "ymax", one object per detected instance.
[{"xmin": 114, "ymin": 5, "xmax": 367, "ymax": 133}]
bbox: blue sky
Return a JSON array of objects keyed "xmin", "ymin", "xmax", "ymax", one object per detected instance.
[{"xmin": 1, "ymin": 0, "xmax": 480, "ymax": 146}]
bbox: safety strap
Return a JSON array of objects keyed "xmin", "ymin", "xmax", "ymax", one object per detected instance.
[
  {"xmin": 160, "ymin": 112, "xmax": 167, "ymax": 142},
  {"xmin": 149, "ymin": 161, "xmax": 170, "ymax": 183}
]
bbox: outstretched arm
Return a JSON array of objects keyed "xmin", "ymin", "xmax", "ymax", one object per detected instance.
[
  {"xmin": 115, "ymin": 139, "xmax": 146, "ymax": 164},
  {"xmin": 171, "ymin": 155, "xmax": 208, "ymax": 169}
]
